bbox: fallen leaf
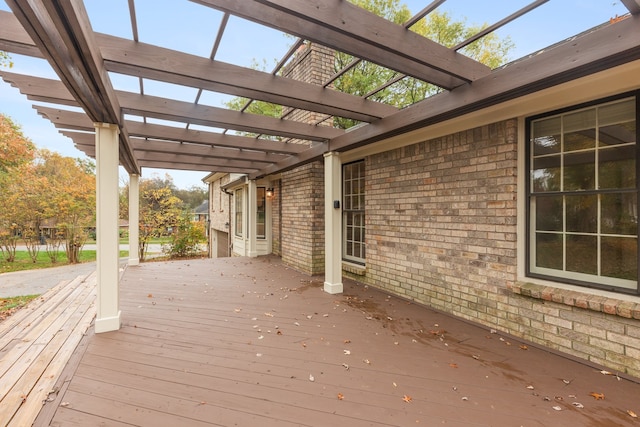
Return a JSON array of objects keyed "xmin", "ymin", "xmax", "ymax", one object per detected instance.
[
  {"xmin": 552, "ymin": 406, "xmax": 562, "ymax": 411},
  {"xmin": 337, "ymin": 393, "xmax": 344, "ymax": 400},
  {"xmin": 572, "ymin": 402, "xmax": 584, "ymax": 409},
  {"xmin": 449, "ymin": 363, "xmax": 458, "ymax": 369},
  {"xmin": 60, "ymin": 402, "xmax": 70, "ymax": 407},
  {"xmin": 627, "ymin": 410, "xmax": 638, "ymax": 418},
  {"xmin": 403, "ymin": 395, "xmax": 412, "ymax": 403},
  {"xmin": 342, "ymin": 363, "xmax": 350, "ymax": 370},
  {"xmin": 234, "ymin": 308, "xmax": 242, "ymax": 313},
  {"xmin": 344, "ymin": 339, "xmax": 351, "ymax": 344},
  {"xmin": 147, "ymin": 293, "xmax": 153, "ymax": 298},
  {"xmin": 393, "ymin": 382, "xmax": 397, "ymax": 387},
  {"xmin": 309, "ymin": 374, "xmax": 315, "ymax": 382},
  {"xmin": 589, "ymin": 392, "xmax": 605, "ymax": 400},
  {"xmin": 600, "ymin": 370, "xmax": 613, "ymax": 375},
  {"xmin": 277, "ymin": 330, "xmax": 283, "ymax": 335},
  {"xmin": 363, "ymin": 359, "xmax": 371, "ymax": 364},
  {"xmin": 519, "ymin": 345, "xmax": 528, "ymax": 350},
  {"xmin": 562, "ymin": 379, "xmax": 571, "ymax": 384},
  {"xmin": 344, "ymin": 350, "xmax": 351, "ymax": 355},
  {"xmin": 526, "ymin": 385, "xmax": 535, "ymax": 390}
]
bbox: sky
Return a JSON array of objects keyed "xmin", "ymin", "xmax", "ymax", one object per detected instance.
[{"xmin": 0, "ymin": 0, "xmax": 631, "ymax": 189}]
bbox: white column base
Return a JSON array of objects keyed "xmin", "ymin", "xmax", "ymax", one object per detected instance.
[
  {"xmin": 324, "ymin": 281, "xmax": 343, "ymax": 294},
  {"xmin": 128, "ymin": 257, "xmax": 140, "ymax": 266},
  {"xmin": 95, "ymin": 311, "xmax": 121, "ymax": 333}
]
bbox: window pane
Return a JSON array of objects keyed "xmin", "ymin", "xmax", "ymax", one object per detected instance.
[
  {"xmin": 532, "ymin": 155, "xmax": 561, "ymax": 192},
  {"xmin": 535, "ymin": 233, "xmax": 563, "ymax": 270},
  {"xmin": 566, "ymin": 235, "xmax": 597, "ymax": 275},
  {"xmin": 535, "ymin": 195, "xmax": 562, "ymax": 231},
  {"xmin": 599, "ymin": 145, "xmax": 636, "ymax": 189},
  {"xmin": 565, "ymin": 130, "xmax": 596, "ymax": 152},
  {"xmin": 601, "ymin": 236, "xmax": 637, "ymax": 280},
  {"xmin": 601, "ymin": 193, "xmax": 638, "ymax": 235},
  {"xmin": 599, "ymin": 98, "xmax": 635, "ymax": 128},
  {"xmin": 564, "ymin": 151, "xmax": 595, "ymax": 190},
  {"xmin": 566, "ymin": 194, "xmax": 597, "ymax": 233},
  {"xmin": 532, "ymin": 117, "xmax": 561, "ymax": 156},
  {"xmin": 599, "ymin": 121, "xmax": 636, "ymax": 146}
]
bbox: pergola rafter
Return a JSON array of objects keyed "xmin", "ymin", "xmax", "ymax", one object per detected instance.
[{"xmin": 0, "ymin": 1, "xmax": 639, "ymax": 178}]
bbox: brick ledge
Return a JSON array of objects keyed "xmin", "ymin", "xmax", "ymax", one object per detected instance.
[
  {"xmin": 342, "ymin": 262, "xmax": 366, "ymax": 276},
  {"xmin": 511, "ymin": 282, "xmax": 640, "ymax": 320}
]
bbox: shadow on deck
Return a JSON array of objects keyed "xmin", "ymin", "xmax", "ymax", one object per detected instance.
[{"xmin": 3, "ymin": 256, "xmax": 639, "ymax": 426}]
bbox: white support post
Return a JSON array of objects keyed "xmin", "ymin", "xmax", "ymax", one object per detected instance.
[
  {"xmin": 247, "ymin": 180, "xmax": 258, "ymax": 257},
  {"xmin": 94, "ymin": 123, "xmax": 121, "ymax": 333},
  {"xmin": 324, "ymin": 152, "xmax": 343, "ymax": 294},
  {"xmin": 128, "ymin": 173, "xmax": 140, "ymax": 266}
]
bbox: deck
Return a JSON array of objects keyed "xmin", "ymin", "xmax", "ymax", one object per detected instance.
[{"xmin": 2, "ymin": 256, "xmax": 640, "ymax": 426}]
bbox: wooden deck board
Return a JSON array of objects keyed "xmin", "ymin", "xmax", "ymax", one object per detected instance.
[
  {"xmin": 0, "ymin": 272, "xmax": 96, "ymax": 427},
  {"xmin": 8, "ymin": 256, "xmax": 640, "ymax": 426}
]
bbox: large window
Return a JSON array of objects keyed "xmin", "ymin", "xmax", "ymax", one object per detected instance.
[
  {"xmin": 527, "ymin": 94, "xmax": 638, "ymax": 293},
  {"xmin": 234, "ymin": 189, "xmax": 243, "ymax": 237},
  {"xmin": 343, "ymin": 161, "xmax": 365, "ymax": 263}
]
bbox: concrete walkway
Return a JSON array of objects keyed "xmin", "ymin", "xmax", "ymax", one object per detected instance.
[{"xmin": 0, "ymin": 244, "xmax": 163, "ymax": 298}]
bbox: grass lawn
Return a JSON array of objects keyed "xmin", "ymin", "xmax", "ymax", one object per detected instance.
[
  {"xmin": 0, "ymin": 249, "xmax": 129, "ymax": 274},
  {"xmin": 0, "ymin": 294, "xmax": 40, "ymax": 320}
]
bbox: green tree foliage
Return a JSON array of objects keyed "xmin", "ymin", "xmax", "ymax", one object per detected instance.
[
  {"xmin": 173, "ymin": 185, "xmax": 207, "ymax": 210},
  {"xmin": 164, "ymin": 212, "xmax": 206, "ymax": 259},
  {"xmin": 333, "ymin": 0, "xmax": 514, "ymax": 128},
  {"xmin": 223, "ymin": 59, "xmax": 283, "ymax": 137},
  {"xmin": 221, "ymin": 1, "xmax": 513, "ymax": 134}
]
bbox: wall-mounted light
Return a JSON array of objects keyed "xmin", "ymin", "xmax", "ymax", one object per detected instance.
[{"xmin": 266, "ymin": 187, "xmax": 274, "ymax": 198}]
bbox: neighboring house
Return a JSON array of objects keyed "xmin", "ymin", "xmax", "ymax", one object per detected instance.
[
  {"xmin": 192, "ymin": 200, "xmax": 209, "ymax": 223},
  {"xmin": 205, "ymin": 41, "xmax": 640, "ymax": 378}
]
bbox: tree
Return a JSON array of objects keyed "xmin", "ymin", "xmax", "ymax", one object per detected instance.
[
  {"xmin": 174, "ymin": 185, "xmax": 208, "ymax": 210},
  {"xmin": 333, "ymin": 0, "xmax": 514, "ymax": 128},
  {"xmin": 0, "ymin": 114, "xmax": 35, "ymax": 174},
  {"xmin": 0, "ymin": 114, "xmax": 35, "ymax": 262},
  {"xmin": 139, "ymin": 185, "xmax": 183, "ymax": 261},
  {"xmin": 224, "ymin": 1, "xmax": 513, "ymax": 131},
  {"xmin": 164, "ymin": 212, "xmax": 206, "ymax": 259},
  {"xmin": 37, "ymin": 150, "xmax": 96, "ymax": 264}
]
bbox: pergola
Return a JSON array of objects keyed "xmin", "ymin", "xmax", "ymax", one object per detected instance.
[{"xmin": 1, "ymin": 0, "xmax": 640, "ymax": 333}]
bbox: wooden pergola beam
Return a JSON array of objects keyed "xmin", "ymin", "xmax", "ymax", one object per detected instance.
[
  {"xmin": 1, "ymin": 72, "xmax": 341, "ymax": 143},
  {"xmin": 61, "ymin": 130, "xmax": 289, "ymax": 163},
  {"xmin": 191, "ymin": 0, "xmax": 491, "ymax": 89},
  {"xmin": 4, "ymin": 1, "xmax": 139, "ymax": 174},
  {"xmin": 117, "ymin": 91, "xmax": 342, "ymax": 142},
  {"xmin": 97, "ymin": 34, "xmax": 397, "ymax": 123}
]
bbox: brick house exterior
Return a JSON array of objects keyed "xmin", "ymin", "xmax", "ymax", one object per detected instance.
[{"xmin": 206, "ymin": 45, "xmax": 640, "ymax": 377}]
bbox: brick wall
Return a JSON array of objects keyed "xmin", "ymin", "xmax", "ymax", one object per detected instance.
[
  {"xmin": 353, "ymin": 118, "xmax": 640, "ymax": 378},
  {"xmin": 209, "ymin": 175, "xmax": 230, "ymax": 232},
  {"xmin": 277, "ymin": 42, "xmax": 333, "ymax": 274},
  {"xmin": 281, "ymin": 162, "xmax": 325, "ymax": 275},
  {"xmin": 272, "ymin": 179, "xmax": 282, "ymax": 256}
]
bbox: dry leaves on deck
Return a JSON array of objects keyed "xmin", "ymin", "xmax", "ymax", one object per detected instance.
[
  {"xmin": 589, "ymin": 392, "xmax": 605, "ymax": 400},
  {"xmin": 402, "ymin": 395, "xmax": 412, "ymax": 403}
]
